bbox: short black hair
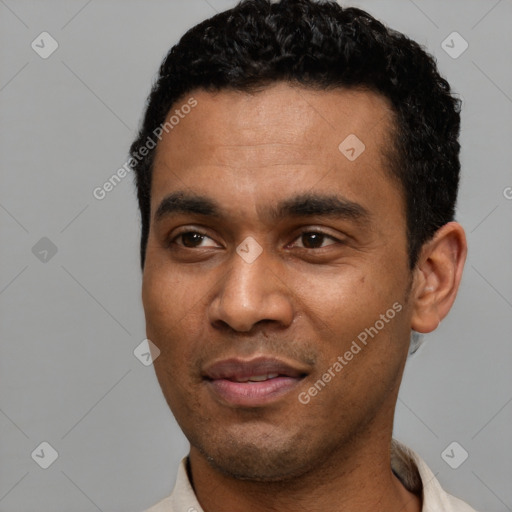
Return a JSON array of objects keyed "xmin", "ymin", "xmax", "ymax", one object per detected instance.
[{"xmin": 130, "ymin": 0, "xmax": 461, "ymax": 270}]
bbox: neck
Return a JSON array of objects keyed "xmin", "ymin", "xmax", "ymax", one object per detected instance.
[{"xmin": 188, "ymin": 429, "xmax": 421, "ymax": 512}]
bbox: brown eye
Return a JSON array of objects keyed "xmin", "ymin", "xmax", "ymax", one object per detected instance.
[
  {"xmin": 291, "ymin": 231, "xmax": 339, "ymax": 249},
  {"xmin": 180, "ymin": 232, "xmax": 206, "ymax": 248},
  {"xmin": 170, "ymin": 230, "xmax": 219, "ymax": 249},
  {"xmin": 301, "ymin": 232, "xmax": 326, "ymax": 249}
]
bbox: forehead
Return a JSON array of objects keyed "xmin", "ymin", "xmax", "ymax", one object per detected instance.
[
  {"xmin": 150, "ymin": 82, "xmax": 400, "ymax": 222},
  {"xmin": 156, "ymin": 83, "xmax": 393, "ymax": 165}
]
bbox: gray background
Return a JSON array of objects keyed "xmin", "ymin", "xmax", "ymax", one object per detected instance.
[{"xmin": 1, "ymin": 0, "xmax": 511, "ymax": 510}]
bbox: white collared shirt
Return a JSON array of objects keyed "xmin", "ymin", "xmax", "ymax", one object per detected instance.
[{"xmin": 144, "ymin": 440, "xmax": 478, "ymax": 511}]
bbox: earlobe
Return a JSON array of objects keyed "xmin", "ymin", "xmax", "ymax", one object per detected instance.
[{"xmin": 410, "ymin": 222, "xmax": 467, "ymax": 333}]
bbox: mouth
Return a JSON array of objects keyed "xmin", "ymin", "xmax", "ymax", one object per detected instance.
[{"xmin": 203, "ymin": 356, "xmax": 309, "ymax": 407}]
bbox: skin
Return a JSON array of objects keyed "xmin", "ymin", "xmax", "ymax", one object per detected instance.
[{"xmin": 142, "ymin": 82, "xmax": 467, "ymax": 512}]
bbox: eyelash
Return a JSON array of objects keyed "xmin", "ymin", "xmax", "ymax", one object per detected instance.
[{"xmin": 169, "ymin": 229, "xmax": 342, "ymax": 250}]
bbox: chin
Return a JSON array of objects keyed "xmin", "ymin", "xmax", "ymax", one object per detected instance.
[
  {"xmin": 204, "ymin": 447, "xmax": 309, "ymax": 482},
  {"xmin": 192, "ymin": 426, "xmax": 319, "ymax": 482}
]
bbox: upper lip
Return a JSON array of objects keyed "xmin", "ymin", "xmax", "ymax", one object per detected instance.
[{"xmin": 203, "ymin": 356, "xmax": 309, "ymax": 381}]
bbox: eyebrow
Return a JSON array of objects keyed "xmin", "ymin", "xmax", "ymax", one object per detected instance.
[
  {"xmin": 269, "ymin": 192, "xmax": 370, "ymax": 224},
  {"xmin": 155, "ymin": 191, "xmax": 222, "ymax": 221},
  {"xmin": 154, "ymin": 190, "xmax": 371, "ymax": 225}
]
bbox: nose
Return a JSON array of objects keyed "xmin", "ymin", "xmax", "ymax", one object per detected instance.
[{"xmin": 208, "ymin": 246, "xmax": 294, "ymax": 333}]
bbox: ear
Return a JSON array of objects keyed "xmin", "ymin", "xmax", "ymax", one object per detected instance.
[{"xmin": 410, "ymin": 222, "xmax": 467, "ymax": 333}]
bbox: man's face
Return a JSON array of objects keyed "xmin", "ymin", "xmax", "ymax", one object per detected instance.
[{"xmin": 142, "ymin": 83, "xmax": 414, "ymax": 481}]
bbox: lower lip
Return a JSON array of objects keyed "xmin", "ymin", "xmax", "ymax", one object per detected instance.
[{"xmin": 207, "ymin": 376, "xmax": 303, "ymax": 407}]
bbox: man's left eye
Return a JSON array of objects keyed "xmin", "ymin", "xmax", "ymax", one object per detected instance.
[{"xmin": 290, "ymin": 231, "xmax": 340, "ymax": 249}]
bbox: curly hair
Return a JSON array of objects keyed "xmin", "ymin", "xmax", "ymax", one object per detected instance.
[{"xmin": 129, "ymin": 0, "xmax": 461, "ymax": 270}]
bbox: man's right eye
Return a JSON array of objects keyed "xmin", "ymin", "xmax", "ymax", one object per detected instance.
[{"xmin": 171, "ymin": 231, "xmax": 219, "ymax": 248}]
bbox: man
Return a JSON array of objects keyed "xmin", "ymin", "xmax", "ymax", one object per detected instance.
[{"xmin": 130, "ymin": 0, "xmax": 476, "ymax": 510}]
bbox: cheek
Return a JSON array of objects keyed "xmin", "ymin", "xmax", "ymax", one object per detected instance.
[
  {"xmin": 143, "ymin": 261, "xmax": 197, "ymax": 324},
  {"xmin": 142, "ymin": 269, "xmax": 187, "ymax": 362},
  {"xmin": 296, "ymin": 265, "xmax": 402, "ymax": 334},
  {"xmin": 142, "ymin": 265, "xmax": 213, "ymax": 373},
  {"xmin": 143, "ymin": 272, "xmax": 202, "ymax": 413},
  {"xmin": 295, "ymin": 264, "xmax": 409, "ymax": 398}
]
